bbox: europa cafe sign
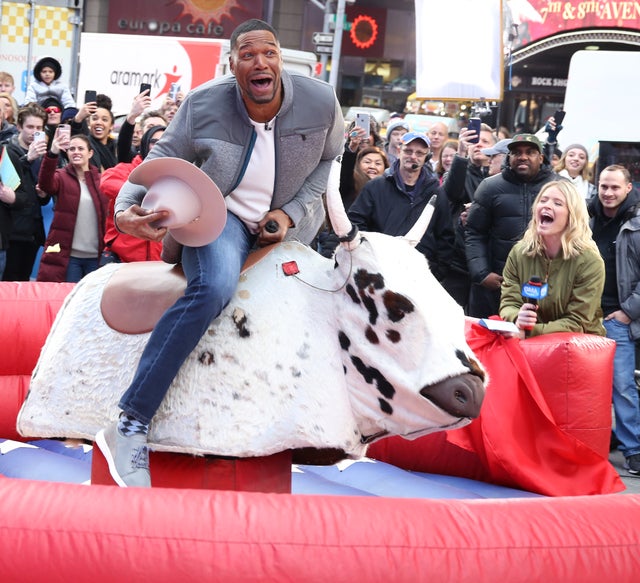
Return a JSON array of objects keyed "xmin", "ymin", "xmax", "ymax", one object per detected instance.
[
  {"xmin": 107, "ymin": 0, "xmax": 263, "ymax": 38},
  {"xmin": 509, "ymin": 0, "xmax": 640, "ymax": 49}
]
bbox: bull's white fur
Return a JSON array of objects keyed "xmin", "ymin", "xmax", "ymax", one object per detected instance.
[
  {"xmin": 331, "ymin": 232, "xmax": 476, "ymax": 439},
  {"xmin": 19, "ymin": 158, "xmax": 485, "ymax": 458},
  {"xmin": 19, "ymin": 238, "xmax": 481, "ymax": 458}
]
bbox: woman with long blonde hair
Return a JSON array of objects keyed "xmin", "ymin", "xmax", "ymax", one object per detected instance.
[{"xmin": 500, "ymin": 180, "xmax": 605, "ymax": 337}]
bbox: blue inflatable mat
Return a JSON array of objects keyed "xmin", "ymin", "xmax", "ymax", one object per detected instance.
[
  {"xmin": 294, "ymin": 458, "xmax": 542, "ymax": 499},
  {"xmin": 28, "ymin": 439, "xmax": 93, "ymax": 463},
  {"xmin": 292, "ymin": 465, "xmax": 375, "ymax": 497},
  {"xmin": 0, "ymin": 439, "xmax": 91, "ymax": 484},
  {"xmin": 1, "ymin": 440, "xmax": 541, "ymax": 498}
]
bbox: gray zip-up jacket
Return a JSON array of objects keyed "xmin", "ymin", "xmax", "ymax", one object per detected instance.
[
  {"xmin": 616, "ymin": 206, "xmax": 640, "ymax": 340},
  {"xmin": 590, "ymin": 190, "xmax": 640, "ymax": 340},
  {"xmin": 116, "ymin": 69, "xmax": 345, "ymax": 245}
]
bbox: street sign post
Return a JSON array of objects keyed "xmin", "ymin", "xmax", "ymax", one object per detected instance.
[
  {"xmin": 312, "ymin": 32, "xmax": 334, "ymax": 45},
  {"xmin": 314, "ymin": 44, "xmax": 333, "ymax": 55}
]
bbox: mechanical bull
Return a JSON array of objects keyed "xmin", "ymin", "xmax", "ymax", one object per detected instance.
[{"xmin": 18, "ymin": 159, "xmax": 486, "ymax": 460}]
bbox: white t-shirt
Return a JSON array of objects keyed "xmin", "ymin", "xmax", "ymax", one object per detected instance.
[{"xmin": 225, "ymin": 119, "xmax": 276, "ymax": 233}]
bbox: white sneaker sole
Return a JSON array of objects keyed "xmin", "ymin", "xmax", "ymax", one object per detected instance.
[{"xmin": 95, "ymin": 428, "xmax": 128, "ymax": 487}]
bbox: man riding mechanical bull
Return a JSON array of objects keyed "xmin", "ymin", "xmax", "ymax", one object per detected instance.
[{"xmin": 18, "ymin": 19, "xmax": 486, "ymax": 487}]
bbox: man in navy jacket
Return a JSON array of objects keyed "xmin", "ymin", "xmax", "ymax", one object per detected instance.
[{"xmin": 348, "ymin": 131, "xmax": 454, "ymax": 282}]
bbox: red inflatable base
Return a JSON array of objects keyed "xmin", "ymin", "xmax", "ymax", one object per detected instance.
[
  {"xmin": 0, "ymin": 282, "xmax": 74, "ymax": 442},
  {"xmin": 1, "ymin": 478, "xmax": 639, "ymax": 582},
  {"xmin": 92, "ymin": 446, "xmax": 292, "ymax": 492}
]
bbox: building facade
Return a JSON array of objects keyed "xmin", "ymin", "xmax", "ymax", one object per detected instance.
[{"xmin": 72, "ymin": 0, "xmax": 640, "ymax": 133}]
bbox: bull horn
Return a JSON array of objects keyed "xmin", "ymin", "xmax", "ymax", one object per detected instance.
[
  {"xmin": 326, "ymin": 156, "xmax": 360, "ymax": 250},
  {"xmin": 403, "ymin": 194, "xmax": 437, "ymax": 247}
]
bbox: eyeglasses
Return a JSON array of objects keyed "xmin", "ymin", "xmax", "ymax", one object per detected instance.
[
  {"xmin": 45, "ymin": 106, "xmax": 61, "ymax": 114},
  {"xmin": 402, "ymin": 148, "xmax": 428, "ymax": 157}
]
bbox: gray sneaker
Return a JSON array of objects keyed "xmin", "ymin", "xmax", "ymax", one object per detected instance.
[{"xmin": 95, "ymin": 422, "xmax": 151, "ymax": 487}]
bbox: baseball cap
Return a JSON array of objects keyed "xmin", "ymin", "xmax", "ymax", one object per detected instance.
[
  {"xmin": 482, "ymin": 138, "xmax": 513, "ymax": 156},
  {"xmin": 402, "ymin": 131, "xmax": 431, "ymax": 148},
  {"xmin": 507, "ymin": 134, "xmax": 543, "ymax": 153}
]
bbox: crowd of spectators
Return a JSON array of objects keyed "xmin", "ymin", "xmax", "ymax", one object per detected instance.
[{"xmin": 0, "ymin": 59, "xmax": 173, "ymax": 282}]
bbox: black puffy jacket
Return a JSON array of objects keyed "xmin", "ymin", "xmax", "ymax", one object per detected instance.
[{"xmin": 465, "ymin": 165, "xmax": 560, "ymax": 284}]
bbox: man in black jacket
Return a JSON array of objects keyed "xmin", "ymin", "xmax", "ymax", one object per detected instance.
[
  {"xmin": 441, "ymin": 122, "xmax": 496, "ymax": 311},
  {"xmin": 348, "ymin": 131, "xmax": 454, "ymax": 282},
  {"xmin": 2, "ymin": 103, "xmax": 50, "ymax": 280},
  {"xmin": 0, "ymin": 107, "xmax": 25, "ymax": 279},
  {"xmin": 465, "ymin": 133, "xmax": 560, "ymax": 318}
]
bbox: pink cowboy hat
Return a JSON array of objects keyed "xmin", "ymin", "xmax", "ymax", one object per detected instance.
[{"xmin": 129, "ymin": 157, "xmax": 227, "ymax": 247}]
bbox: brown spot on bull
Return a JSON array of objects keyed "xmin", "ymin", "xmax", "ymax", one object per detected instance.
[
  {"xmin": 386, "ymin": 329, "xmax": 401, "ymax": 343},
  {"xmin": 379, "ymin": 398, "xmax": 393, "ymax": 415},
  {"xmin": 360, "ymin": 292, "xmax": 379, "ymax": 325},
  {"xmin": 199, "ymin": 351, "xmax": 215, "ymax": 365},
  {"xmin": 232, "ymin": 307, "xmax": 250, "ymax": 338},
  {"xmin": 350, "ymin": 355, "xmax": 395, "ymax": 400},
  {"xmin": 353, "ymin": 269, "xmax": 384, "ymax": 292},
  {"xmin": 353, "ymin": 269, "xmax": 384, "ymax": 325},
  {"xmin": 383, "ymin": 291, "xmax": 414, "ymax": 323},
  {"xmin": 338, "ymin": 331, "xmax": 350, "ymax": 350},
  {"xmin": 345, "ymin": 284, "xmax": 360, "ymax": 305},
  {"xmin": 365, "ymin": 326, "xmax": 379, "ymax": 344}
]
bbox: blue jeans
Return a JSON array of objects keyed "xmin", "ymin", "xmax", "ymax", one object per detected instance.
[
  {"xmin": 119, "ymin": 212, "xmax": 255, "ymax": 424},
  {"xmin": 604, "ymin": 318, "xmax": 640, "ymax": 457},
  {"xmin": 66, "ymin": 256, "xmax": 100, "ymax": 282},
  {"xmin": 0, "ymin": 250, "xmax": 6, "ymax": 279}
]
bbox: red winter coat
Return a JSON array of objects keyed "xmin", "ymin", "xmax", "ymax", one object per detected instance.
[
  {"xmin": 36, "ymin": 152, "xmax": 108, "ymax": 282},
  {"xmin": 100, "ymin": 155, "xmax": 162, "ymax": 262}
]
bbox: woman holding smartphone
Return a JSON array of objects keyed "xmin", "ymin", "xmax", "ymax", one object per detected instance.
[
  {"xmin": 87, "ymin": 98, "xmax": 117, "ymax": 171},
  {"xmin": 36, "ymin": 128, "xmax": 108, "ymax": 282}
]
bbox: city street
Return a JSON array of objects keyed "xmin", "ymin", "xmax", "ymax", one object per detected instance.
[{"xmin": 610, "ymin": 450, "xmax": 640, "ymax": 494}]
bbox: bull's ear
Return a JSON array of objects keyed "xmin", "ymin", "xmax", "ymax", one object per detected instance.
[
  {"xmin": 403, "ymin": 194, "xmax": 436, "ymax": 247},
  {"xmin": 326, "ymin": 156, "xmax": 360, "ymax": 250}
]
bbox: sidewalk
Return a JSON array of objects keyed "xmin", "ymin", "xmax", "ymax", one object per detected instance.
[{"xmin": 609, "ymin": 449, "xmax": 640, "ymax": 494}]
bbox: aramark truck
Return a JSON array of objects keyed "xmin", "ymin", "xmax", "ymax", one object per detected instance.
[{"xmin": 76, "ymin": 33, "xmax": 319, "ymax": 115}]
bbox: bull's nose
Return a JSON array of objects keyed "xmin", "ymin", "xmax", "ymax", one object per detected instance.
[{"xmin": 420, "ymin": 373, "xmax": 485, "ymax": 419}]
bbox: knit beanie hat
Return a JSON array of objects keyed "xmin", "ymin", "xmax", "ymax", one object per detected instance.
[
  {"xmin": 385, "ymin": 119, "xmax": 410, "ymax": 137},
  {"xmin": 563, "ymin": 143, "xmax": 589, "ymax": 157},
  {"xmin": 40, "ymin": 96, "xmax": 63, "ymax": 111}
]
